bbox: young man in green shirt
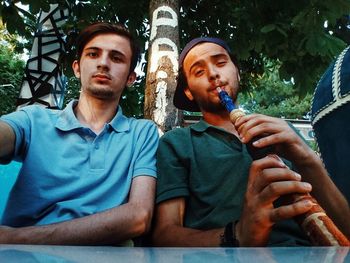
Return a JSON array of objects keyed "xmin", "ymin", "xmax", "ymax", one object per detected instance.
[{"xmin": 152, "ymin": 37, "xmax": 350, "ymax": 247}]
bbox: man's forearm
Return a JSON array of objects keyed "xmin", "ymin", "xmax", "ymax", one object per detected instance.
[
  {"xmin": 1, "ymin": 201, "xmax": 152, "ymax": 245},
  {"xmin": 0, "ymin": 121, "xmax": 15, "ymax": 159},
  {"xmin": 152, "ymin": 224, "xmax": 223, "ymax": 247},
  {"xmin": 294, "ymin": 152, "xmax": 350, "ymax": 237}
]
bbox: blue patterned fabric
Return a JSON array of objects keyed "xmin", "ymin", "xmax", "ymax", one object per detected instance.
[{"xmin": 311, "ymin": 46, "xmax": 350, "ymax": 202}]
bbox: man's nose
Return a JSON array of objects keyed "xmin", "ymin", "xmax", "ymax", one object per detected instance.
[
  {"xmin": 97, "ymin": 53, "xmax": 110, "ymax": 69},
  {"xmin": 208, "ymin": 64, "xmax": 219, "ymax": 81}
]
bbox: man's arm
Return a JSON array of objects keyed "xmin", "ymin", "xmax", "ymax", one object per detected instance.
[
  {"xmin": 290, "ymin": 149, "xmax": 350, "ymax": 238},
  {"xmin": 236, "ymin": 156, "xmax": 314, "ymax": 246},
  {"xmin": 0, "ymin": 121, "xmax": 15, "ymax": 159},
  {"xmin": 0, "ymin": 175, "xmax": 156, "ymax": 245},
  {"xmin": 152, "ymin": 157, "xmax": 313, "ymax": 247},
  {"xmin": 152, "ymin": 198, "xmax": 223, "ymax": 247},
  {"xmin": 235, "ymin": 114, "xmax": 350, "ymax": 237}
]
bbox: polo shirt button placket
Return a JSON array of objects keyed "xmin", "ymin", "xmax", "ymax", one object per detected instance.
[{"xmin": 90, "ymin": 134, "xmax": 105, "ymax": 170}]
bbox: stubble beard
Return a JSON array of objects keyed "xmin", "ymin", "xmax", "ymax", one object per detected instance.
[
  {"xmin": 86, "ymin": 84, "xmax": 118, "ymax": 100},
  {"xmin": 200, "ymin": 89, "xmax": 238, "ymax": 114},
  {"xmin": 202, "ymin": 101, "xmax": 225, "ymax": 113}
]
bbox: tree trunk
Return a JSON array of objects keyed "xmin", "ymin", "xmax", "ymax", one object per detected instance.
[{"xmin": 145, "ymin": 0, "xmax": 182, "ymax": 135}]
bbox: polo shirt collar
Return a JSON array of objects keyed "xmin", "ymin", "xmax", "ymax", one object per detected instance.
[
  {"xmin": 109, "ymin": 106, "xmax": 130, "ymax": 132},
  {"xmin": 55, "ymin": 100, "xmax": 130, "ymax": 132},
  {"xmin": 190, "ymin": 118, "xmax": 236, "ymax": 134},
  {"xmin": 55, "ymin": 100, "xmax": 81, "ymax": 131},
  {"xmin": 190, "ymin": 118, "xmax": 224, "ymax": 133},
  {"xmin": 191, "ymin": 118, "xmax": 242, "ymax": 148}
]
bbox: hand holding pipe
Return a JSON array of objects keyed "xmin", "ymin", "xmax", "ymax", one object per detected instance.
[{"xmin": 217, "ymin": 87, "xmax": 350, "ymax": 246}]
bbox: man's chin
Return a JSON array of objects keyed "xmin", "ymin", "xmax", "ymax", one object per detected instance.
[
  {"xmin": 200, "ymin": 102, "xmax": 227, "ymax": 113},
  {"xmin": 90, "ymin": 90, "xmax": 116, "ymax": 100}
]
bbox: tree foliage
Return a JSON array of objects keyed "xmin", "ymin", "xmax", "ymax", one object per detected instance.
[
  {"xmin": 1, "ymin": 0, "xmax": 150, "ymax": 117},
  {"xmin": 0, "ymin": 24, "xmax": 25, "ymax": 115},
  {"xmin": 0, "ymin": 47, "xmax": 25, "ymax": 116},
  {"xmin": 239, "ymin": 60, "xmax": 312, "ymax": 119},
  {"xmin": 1, "ymin": 0, "xmax": 350, "ymax": 117},
  {"xmin": 179, "ymin": 0, "xmax": 350, "ymax": 96}
]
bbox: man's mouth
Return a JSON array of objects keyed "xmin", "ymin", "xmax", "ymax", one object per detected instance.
[
  {"xmin": 93, "ymin": 73, "xmax": 111, "ymax": 81},
  {"xmin": 212, "ymin": 80, "xmax": 227, "ymax": 90},
  {"xmin": 210, "ymin": 83, "xmax": 227, "ymax": 93}
]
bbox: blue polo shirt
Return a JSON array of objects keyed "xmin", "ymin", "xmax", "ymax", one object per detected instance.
[{"xmin": 0, "ymin": 101, "xmax": 158, "ymax": 227}]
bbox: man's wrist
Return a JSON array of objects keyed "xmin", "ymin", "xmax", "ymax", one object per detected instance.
[
  {"xmin": 220, "ymin": 220, "xmax": 239, "ymax": 247},
  {"xmin": 0, "ymin": 226, "xmax": 15, "ymax": 244},
  {"xmin": 293, "ymin": 148, "xmax": 323, "ymax": 174}
]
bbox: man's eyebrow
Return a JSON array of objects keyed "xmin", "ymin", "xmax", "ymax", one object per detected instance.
[
  {"xmin": 189, "ymin": 61, "xmax": 204, "ymax": 73},
  {"xmin": 110, "ymin": 49, "xmax": 127, "ymax": 58},
  {"xmin": 83, "ymin": 47, "xmax": 127, "ymax": 58},
  {"xmin": 210, "ymin": 53, "xmax": 230, "ymax": 60},
  {"xmin": 189, "ymin": 53, "xmax": 229, "ymax": 73},
  {"xmin": 83, "ymin": 47, "xmax": 99, "ymax": 52}
]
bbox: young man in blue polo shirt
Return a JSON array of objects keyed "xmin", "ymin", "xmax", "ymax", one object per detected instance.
[
  {"xmin": 0, "ymin": 22, "xmax": 158, "ymax": 245},
  {"xmin": 152, "ymin": 37, "xmax": 350, "ymax": 246}
]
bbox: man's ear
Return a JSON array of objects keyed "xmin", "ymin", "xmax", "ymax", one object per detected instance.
[
  {"xmin": 126, "ymin": 72, "xmax": 136, "ymax": 87},
  {"xmin": 72, "ymin": 60, "xmax": 80, "ymax": 78},
  {"xmin": 184, "ymin": 87, "xmax": 194, "ymax": 101}
]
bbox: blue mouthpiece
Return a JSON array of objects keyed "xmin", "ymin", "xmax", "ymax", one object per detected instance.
[{"xmin": 217, "ymin": 88, "xmax": 236, "ymax": 112}]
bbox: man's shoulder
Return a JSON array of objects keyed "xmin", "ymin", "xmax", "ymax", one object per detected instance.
[
  {"xmin": 1, "ymin": 105, "xmax": 60, "ymax": 123},
  {"xmin": 162, "ymin": 126, "xmax": 191, "ymax": 140},
  {"xmin": 129, "ymin": 117, "xmax": 155, "ymax": 125},
  {"xmin": 122, "ymin": 118, "xmax": 160, "ymax": 142},
  {"xmin": 127, "ymin": 117, "xmax": 158, "ymax": 131},
  {"xmin": 19, "ymin": 105, "xmax": 60, "ymax": 116}
]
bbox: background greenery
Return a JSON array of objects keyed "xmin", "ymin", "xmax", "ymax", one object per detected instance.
[
  {"xmin": 0, "ymin": 22, "xmax": 25, "ymax": 116},
  {"xmin": 1, "ymin": 0, "xmax": 350, "ymax": 119}
]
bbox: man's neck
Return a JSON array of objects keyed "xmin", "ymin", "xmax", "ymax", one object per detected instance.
[
  {"xmin": 203, "ymin": 110, "xmax": 239, "ymax": 137},
  {"xmin": 74, "ymin": 93, "xmax": 119, "ymax": 134}
]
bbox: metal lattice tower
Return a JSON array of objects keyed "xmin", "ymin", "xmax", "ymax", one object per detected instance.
[{"xmin": 17, "ymin": 4, "xmax": 69, "ymax": 109}]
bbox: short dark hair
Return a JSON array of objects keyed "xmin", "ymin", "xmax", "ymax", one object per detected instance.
[{"xmin": 75, "ymin": 22, "xmax": 140, "ymax": 73}]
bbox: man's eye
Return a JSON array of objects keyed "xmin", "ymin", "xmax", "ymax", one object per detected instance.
[
  {"xmin": 110, "ymin": 53, "xmax": 124, "ymax": 62},
  {"xmin": 112, "ymin": 56, "xmax": 122, "ymax": 62},
  {"xmin": 217, "ymin": 61, "xmax": 227, "ymax": 66},
  {"xmin": 87, "ymin": 52, "xmax": 98, "ymax": 57},
  {"xmin": 194, "ymin": 69, "xmax": 204, "ymax": 76}
]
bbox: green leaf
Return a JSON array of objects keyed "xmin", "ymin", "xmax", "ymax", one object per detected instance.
[
  {"xmin": 29, "ymin": 2, "xmax": 40, "ymax": 14},
  {"xmin": 260, "ymin": 24, "xmax": 276, "ymax": 33},
  {"xmin": 323, "ymin": 34, "xmax": 347, "ymax": 57},
  {"xmin": 20, "ymin": 0, "xmax": 32, "ymax": 4},
  {"xmin": 276, "ymin": 26, "xmax": 288, "ymax": 38},
  {"xmin": 305, "ymin": 33, "xmax": 323, "ymax": 56},
  {"xmin": 40, "ymin": 2, "xmax": 52, "ymax": 13},
  {"xmin": 99, "ymin": 0, "xmax": 109, "ymax": 6},
  {"xmin": 2, "ymin": 5, "xmax": 26, "ymax": 35}
]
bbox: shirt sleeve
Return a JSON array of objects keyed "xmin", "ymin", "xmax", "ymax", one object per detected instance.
[
  {"xmin": 0, "ymin": 109, "xmax": 32, "ymax": 163},
  {"xmin": 156, "ymin": 130, "xmax": 191, "ymax": 204},
  {"xmin": 132, "ymin": 121, "xmax": 159, "ymax": 178}
]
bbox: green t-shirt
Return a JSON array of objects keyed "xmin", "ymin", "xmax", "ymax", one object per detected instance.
[{"xmin": 156, "ymin": 119, "xmax": 310, "ymax": 246}]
